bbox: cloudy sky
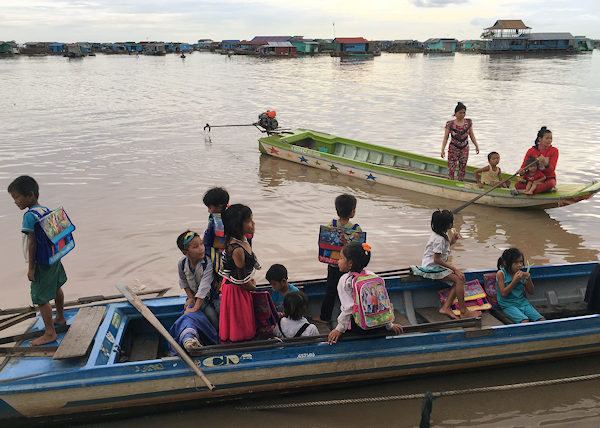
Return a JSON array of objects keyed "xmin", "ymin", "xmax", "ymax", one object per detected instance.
[{"xmin": 1, "ymin": 0, "xmax": 598, "ymax": 43}]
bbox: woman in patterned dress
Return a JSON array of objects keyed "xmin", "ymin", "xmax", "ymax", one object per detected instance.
[{"xmin": 441, "ymin": 102, "xmax": 480, "ymax": 181}]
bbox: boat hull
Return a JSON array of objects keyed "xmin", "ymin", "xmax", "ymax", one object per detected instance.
[{"xmin": 258, "ymin": 129, "xmax": 600, "ymax": 209}]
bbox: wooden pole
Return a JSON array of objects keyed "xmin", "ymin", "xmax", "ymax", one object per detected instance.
[{"xmin": 116, "ymin": 284, "xmax": 215, "ymax": 391}]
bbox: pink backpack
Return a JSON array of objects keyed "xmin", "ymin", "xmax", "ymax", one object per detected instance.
[{"xmin": 351, "ymin": 271, "xmax": 394, "ymax": 329}]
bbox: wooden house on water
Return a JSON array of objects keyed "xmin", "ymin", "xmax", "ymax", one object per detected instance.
[
  {"xmin": 332, "ymin": 37, "xmax": 377, "ymax": 57},
  {"xmin": 0, "ymin": 41, "xmax": 19, "ymax": 56},
  {"xmin": 258, "ymin": 41, "xmax": 297, "ymax": 57},
  {"xmin": 458, "ymin": 40, "xmax": 488, "ymax": 52},
  {"xmin": 423, "ymin": 38, "xmax": 457, "ymax": 53},
  {"xmin": 290, "ymin": 37, "xmax": 320, "ymax": 55}
]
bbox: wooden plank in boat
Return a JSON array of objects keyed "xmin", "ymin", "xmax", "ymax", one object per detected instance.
[
  {"xmin": 481, "ymin": 311, "xmax": 505, "ymax": 327},
  {"xmin": 393, "ymin": 310, "xmax": 411, "ymax": 326},
  {"xmin": 53, "ymin": 306, "xmax": 106, "ymax": 360},
  {"xmin": 129, "ymin": 333, "xmax": 160, "ymax": 361},
  {"xmin": 0, "ymin": 346, "xmax": 58, "ymax": 357},
  {"xmin": 490, "ymin": 308, "xmax": 515, "ymax": 325},
  {"xmin": 415, "ymin": 307, "xmax": 449, "ymax": 323},
  {"xmin": 0, "ymin": 324, "xmax": 70, "ymax": 345},
  {"xmin": 0, "ymin": 312, "xmax": 36, "ymax": 332}
]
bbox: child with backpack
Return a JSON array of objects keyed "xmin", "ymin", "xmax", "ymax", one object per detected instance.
[
  {"xmin": 496, "ymin": 248, "xmax": 545, "ymax": 323},
  {"xmin": 176, "ymin": 230, "xmax": 219, "ymax": 329},
  {"xmin": 314, "ymin": 194, "xmax": 362, "ymax": 325},
  {"xmin": 7, "ymin": 176, "xmax": 70, "ymax": 346},
  {"xmin": 328, "ymin": 242, "xmax": 403, "ymax": 344},
  {"xmin": 202, "ymin": 187, "xmax": 230, "ymax": 285},
  {"xmin": 274, "ymin": 291, "xmax": 319, "ymax": 338}
]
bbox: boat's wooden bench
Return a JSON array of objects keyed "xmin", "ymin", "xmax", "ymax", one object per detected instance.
[{"xmin": 53, "ymin": 306, "xmax": 106, "ymax": 360}]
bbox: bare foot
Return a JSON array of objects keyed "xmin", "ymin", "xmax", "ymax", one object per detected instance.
[
  {"xmin": 312, "ymin": 317, "xmax": 330, "ymax": 324},
  {"xmin": 54, "ymin": 317, "xmax": 67, "ymax": 325},
  {"xmin": 31, "ymin": 332, "xmax": 58, "ymax": 346},
  {"xmin": 460, "ymin": 309, "xmax": 482, "ymax": 318},
  {"xmin": 439, "ymin": 307, "xmax": 458, "ymax": 319}
]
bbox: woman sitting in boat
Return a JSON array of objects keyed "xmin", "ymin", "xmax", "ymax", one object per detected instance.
[
  {"xmin": 218, "ymin": 204, "xmax": 260, "ymax": 343},
  {"xmin": 514, "ymin": 126, "xmax": 558, "ymax": 194},
  {"xmin": 441, "ymin": 102, "xmax": 480, "ymax": 181}
]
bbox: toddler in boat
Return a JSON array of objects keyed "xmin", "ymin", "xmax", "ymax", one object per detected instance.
[
  {"xmin": 474, "ymin": 151, "xmax": 508, "ymax": 189},
  {"xmin": 328, "ymin": 242, "xmax": 403, "ymax": 344},
  {"xmin": 518, "ymin": 157, "xmax": 546, "ymax": 195},
  {"xmin": 176, "ymin": 230, "xmax": 219, "ymax": 329},
  {"xmin": 266, "ymin": 263, "xmax": 299, "ymax": 317},
  {"xmin": 496, "ymin": 248, "xmax": 545, "ymax": 323},
  {"xmin": 274, "ymin": 291, "xmax": 319, "ymax": 338},
  {"xmin": 314, "ymin": 194, "xmax": 362, "ymax": 325},
  {"xmin": 410, "ymin": 209, "xmax": 481, "ymax": 319}
]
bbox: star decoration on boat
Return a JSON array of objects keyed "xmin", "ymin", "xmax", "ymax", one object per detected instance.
[
  {"xmin": 299, "ymin": 156, "xmax": 308, "ymax": 163},
  {"xmin": 366, "ymin": 173, "xmax": 376, "ymax": 181},
  {"xmin": 330, "ymin": 164, "xmax": 339, "ymax": 171},
  {"xmin": 348, "ymin": 170, "xmax": 355, "ymax": 175},
  {"xmin": 287, "ymin": 153, "xmax": 293, "ymax": 158},
  {"xmin": 269, "ymin": 147, "xmax": 279, "ymax": 154},
  {"xmin": 315, "ymin": 160, "xmax": 321, "ymax": 165}
]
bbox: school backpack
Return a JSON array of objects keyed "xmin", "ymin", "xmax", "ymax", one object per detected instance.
[
  {"xmin": 211, "ymin": 213, "xmax": 226, "ymax": 249},
  {"xmin": 318, "ymin": 220, "xmax": 366, "ymax": 265},
  {"xmin": 351, "ymin": 270, "xmax": 394, "ymax": 329},
  {"xmin": 29, "ymin": 207, "xmax": 75, "ymax": 265}
]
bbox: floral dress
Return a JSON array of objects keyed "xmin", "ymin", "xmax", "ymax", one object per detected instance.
[{"xmin": 446, "ymin": 118, "xmax": 472, "ymax": 181}]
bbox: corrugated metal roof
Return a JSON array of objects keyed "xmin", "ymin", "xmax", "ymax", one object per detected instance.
[
  {"xmin": 334, "ymin": 37, "xmax": 368, "ymax": 44},
  {"xmin": 486, "ymin": 20, "xmax": 531, "ymax": 30},
  {"xmin": 525, "ymin": 32, "xmax": 574, "ymax": 40},
  {"xmin": 265, "ymin": 41, "xmax": 294, "ymax": 47},
  {"xmin": 251, "ymin": 36, "xmax": 291, "ymax": 42}
]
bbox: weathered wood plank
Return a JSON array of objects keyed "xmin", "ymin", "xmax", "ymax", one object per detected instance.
[
  {"xmin": 0, "ymin": 312, "xmax": 36, "ymax": 332},
  {"xmin": 393, "ymin": 310, "xmax": 412, "ymax": 326},
  {"xmin": 0, "ymin": 346, "xmax": 58, "ymax": 357},
  {"xmin": 415, "ymin": 307, "xmax": 449, "ymax": 323},
  {"xmin": 481, "ymin": 311, "xmax": 506, "ymax": 327},
  {"xmin": 129, "ymin": 334, "xmax": 160, "ymax": 361},
  {"xmin": 53, "ymin": 306, "xmax": 106, "ymax": 360},
  {"xmin": 0, "ymin": 325, "xmax": 70, "ymax": 345}
]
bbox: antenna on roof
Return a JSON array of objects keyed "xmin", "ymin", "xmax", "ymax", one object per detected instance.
[{"xmin": 333, "ymin": 21, "xmax": 336, "ymax": 38}]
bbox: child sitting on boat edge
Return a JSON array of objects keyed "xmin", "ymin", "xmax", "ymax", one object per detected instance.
[{"xmin": 474, "ymin": 151, "xmax": 508, "ymax": 189}]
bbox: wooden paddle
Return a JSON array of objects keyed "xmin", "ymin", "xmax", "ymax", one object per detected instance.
[
  {"xmin": 116, "ymin": 284, "xmax": 215, "ymax": 391},
  {"xmin": 452, "ymin": 158, "xmax": 539, "ymax": 214}
]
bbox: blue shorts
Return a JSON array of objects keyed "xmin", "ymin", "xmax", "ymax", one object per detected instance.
[{"xmin": 501, "ymin": 303, "xmax": 543, "ymax": 323}]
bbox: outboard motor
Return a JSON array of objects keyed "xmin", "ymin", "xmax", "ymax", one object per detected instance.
[{"xmin": 257, "ymin": 111, "xmax": 278, "ymax": 132}]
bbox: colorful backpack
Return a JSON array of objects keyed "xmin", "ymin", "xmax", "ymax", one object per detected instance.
[
  {"xmin": 29, "ymin": 207, "xmax": 75, "ymax": 265},
  {"xmin": 483, "ymin": 272, "xmax": 499, "ymax": 307},
  {"xmin": 251, "ymin": 291, "xmax": 280, "ymax": 338},
  {"xmin": 318, "ymin": 220, "xmax": 366, "ymax": 265},
  {"xmin": 351, "ymin": 271, "xmax": 394, "ymax": 329},
  {"xmin": 211, "ymin": 213, "xmax": 226, "ymax": 249},
  {"xmin": 438, "ymin": 279, "xmax": 492, "ymax": 316}
]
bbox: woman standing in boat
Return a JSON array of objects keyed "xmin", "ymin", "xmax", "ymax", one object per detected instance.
[
  {"xmin": 441, "ymin": 102, "xmax": 480, "ymax": 181},
  {"xmin": 514, "ymin": 126, "xmax": 558, "ymax": 194}
]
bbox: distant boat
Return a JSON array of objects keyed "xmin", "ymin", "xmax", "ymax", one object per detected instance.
[{"xmin": 258, "ymin": 129, "xmax": 600, "ymax": 209}]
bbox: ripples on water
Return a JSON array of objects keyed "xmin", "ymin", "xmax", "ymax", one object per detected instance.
[{"xmin": 1, "ymin": 52, "xmax": 600, "ymax": 426}]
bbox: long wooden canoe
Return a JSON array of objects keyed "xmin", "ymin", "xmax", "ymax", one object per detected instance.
[
  {"xmin": 258, "ymin": 129, "xmax": 600, "ymax": 209},
  {"xmin": 0, "ymin": 262, "xmax": 598, "ymax": 422}
]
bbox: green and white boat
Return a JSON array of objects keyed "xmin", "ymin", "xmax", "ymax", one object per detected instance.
[{"xmin": 258, "ymin": 129, "xmax": 600, "ymax": 209}]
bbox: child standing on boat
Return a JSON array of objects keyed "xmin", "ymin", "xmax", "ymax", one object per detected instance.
[
  {"xmin": 441, "ymin": 102, "xmax": 480, "ymax": 181},
  {"xmin": 410, "ymin": 209, "xmax": 481, "ymax": 319},
  {"xmin": 218, "ymin": 204, "xmax": 260, "ymax": 343},
  {"xmin": 202, "ymin": 187, "xmax": 229, "ymax": 281},
  {"xmin": 328, "ymin": 243, "xmax": 403, "ymax": 344},
  {"xmin": 274, "ymin": 291, "xmax": 319, "ymax": 338},
  {"xmin": 314, "ymin": 194, "xmax": 362, "ymax": 325},
  {"xmin": 496, "ymin": 248, "xmax": 545, "ymax": 323},
  {"xmin": 266, "ymin": 263, "xmax": 299, "ymax": 317},
  {"xmin": 176, "ymin": 230, "xmax": 219, "ymax": 329},
  {"xmin": 7, "ymin": 176, "xmax": 67, "ymax": 346},
  {"xmin": 474, "ymin": 152, "xmax": 507, "ymax": 188}
]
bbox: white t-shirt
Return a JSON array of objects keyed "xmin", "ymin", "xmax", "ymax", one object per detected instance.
[
  {"xmin": 274, "ymin": 317, "xmax": 319, "ymax": 338},
  {"xmin": 421, "ymin": 232, "xmax": 450, "ymax": 268}
]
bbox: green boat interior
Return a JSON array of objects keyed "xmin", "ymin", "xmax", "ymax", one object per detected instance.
[{"xmin": 288, "ymin": 136, "xmax": 480, "ymax": 182}]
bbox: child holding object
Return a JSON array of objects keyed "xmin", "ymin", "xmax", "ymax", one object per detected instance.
[
  {"xmin": 218, "ymin": 204, "xmax": 260, "ymax": 343},
  {"xmin": 314, "ymin": 194, "xmax": 362, "ymax": 325},
  {"xmin": 274, "ymin": 291, "xmax": 319, "ymax": 338},
  {"xmin": 7, "ymin": 176, "xmax": 67, "ymax": 346},
  {"xmin": 410, "ymin": 209, "xmax": 481, "ymax": 319},
  {"xmin": 266, "ymin": 263, "xmax": 299, "ymax": 317},
  {"xmin": 496, "ymin": 248, "xmax": 545, "ymax": 323},
  {"xmin": 474, "ymin": 151, "xmax": 507, "ymax": 188},
  {"xmin": 518, "ymin": 157, "xmax": 546, "ymax": 195},
  {"xmin": 176, "ymin": 231, "xmax": 219, "ymax": 329},
  {"xmin": 328, "ymin": 243, "xmax": 403, "ymax": 344}
]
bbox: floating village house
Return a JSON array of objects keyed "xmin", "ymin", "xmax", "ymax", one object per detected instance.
[
  {"xmin": 221, "ymin": 40, "xmax": 240, "ymax": 50},
  {"xmin": 483, "ymin": 20, "xmax": 592, "ymax": 52},
  {"xmin": 423, "ymin": 38, "xmax": 457, "ymax": 52},
  {"xmin": 249, "ymin": 36, "xmax": 297, "ymax": 56},
  {"xmin": 290, "ymin": 37, "xmax": 319, "ymax": 54},
  {"xmin": 333, "ymin": 37, "xmax": 372, "ymax": 55}
]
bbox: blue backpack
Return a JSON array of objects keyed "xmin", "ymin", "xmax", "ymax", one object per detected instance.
[{"xmin": 29, "ymin": 207, "xmax": 76, "ymax": 265}]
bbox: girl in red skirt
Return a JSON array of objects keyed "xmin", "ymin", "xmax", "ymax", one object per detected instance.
[{"xmin": 218, "ymin": 204, "xmax": 260, "ymax": 343}]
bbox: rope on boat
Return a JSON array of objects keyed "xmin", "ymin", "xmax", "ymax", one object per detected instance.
[{"xmin": 235, "ymin": 372, "xmax": 600, "ymax": 411}]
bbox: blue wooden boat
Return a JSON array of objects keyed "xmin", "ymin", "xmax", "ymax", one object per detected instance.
[{"xmin": 0, "ymin": 262, "xmax": 598, "ymax": 422}]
